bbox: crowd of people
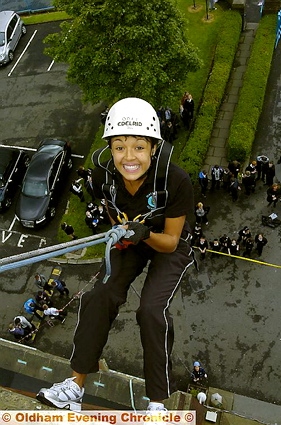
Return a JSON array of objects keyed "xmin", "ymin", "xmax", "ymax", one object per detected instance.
[
  {"xmin": 8, "ymin": 272, "xmax": 70, "ymax": 341},
  {"xmin": 199, "ymin": 156, "xmax": 280, "ymax": 203},
  {"xmin": 192, "ymin": 221, "xmax": 268, "ymax": 261}
]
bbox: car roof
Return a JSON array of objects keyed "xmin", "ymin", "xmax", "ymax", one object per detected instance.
[
  {"xmin": 0, "ymin": 147, "xmax": 20, "ymax": 174},
  {"xmin": 26, "ymin": 145, "xmax": 63, "ymax": 180}
]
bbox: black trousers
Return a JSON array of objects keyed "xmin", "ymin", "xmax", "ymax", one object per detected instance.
[{"xmin": 70, "ymin": 239, "xmax": 194, "ymax": 401}]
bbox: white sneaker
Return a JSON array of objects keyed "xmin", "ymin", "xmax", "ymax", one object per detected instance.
[
  {"xmin": 145, "ymin": 404, "xmax": 168, "ymax": 425},
  {"xmin": 36, "ymin": 377, "xmax": 84, "ymax": 411}
]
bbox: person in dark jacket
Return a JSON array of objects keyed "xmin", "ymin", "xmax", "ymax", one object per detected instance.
[
  {"xmin": 243, "ymin": 237, "xmax": 254, "ymax": 257},
  {"xmin": 266, "ymin": 183, "xmax": 281, "ymax": 207},
  {"xmin": 256, "ymin": 155, "xmax": 269, "ymax": 182},
  {"xmin": 220, "ymin": 234, "xmax": 231, "ymax": 253},
  {"xmin": 229, "ymin": 177, "xmax": 240, "ymax": 202},
  {"xmin": 182, "ymin": 94, "xmax": 194, "ymax": 130},
  {"xmin": 209, "ymin": 238, "xmax": 221, "ymax": 258},
  {"xmin": 242, "ymin": 171, "xmax": 256, "ymax": 195},
  {"xmin": 237, "ymin": 226, "xmax": 251, "ymax": 246},
  {"xmin": 228, "ymin": 160, "xmax": 240, "ymax": 178},
  {"xmin": 61, "ymin": 222, "xmax": 77, "ymax": 240},
  {"xmin": 265, "ymin": 161, "xmax": 275, "ymax": 186},
  {"xmin": 255, "ymin": 233, "xmax": 268, "ymax": 256},
  {"xmin": 191, "ymin": 361, "xmax": 208, "ymax": 384},
  {"xmin": 228, "ymin": 239, "xmax": 239, "ymax": 256},
  {"xmin": 197, "ymin": 235, "xmax": 208, "ymax": 260},
  {"xmin": 50, "ymin": 279, "xmax": 70, "ymax": 297},
  {"xmin": 191, "ymin": 224, "xmax": 203, "ymax": 247}
]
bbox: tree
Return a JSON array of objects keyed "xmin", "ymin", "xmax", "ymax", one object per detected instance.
[{"xmin": 45, "ymin": 0, "xmax": 202, "ymax": 106}]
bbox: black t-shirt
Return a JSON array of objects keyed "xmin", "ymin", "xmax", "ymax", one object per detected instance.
[{"xmin": 91, "ymin": 158, "xmax": 194, "ymax": 236}]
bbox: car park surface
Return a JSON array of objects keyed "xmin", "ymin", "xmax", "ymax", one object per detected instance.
[
  {"xmin": 0, "ymin": 21, "xmax": 105, "ymax": 252},
  {"xmin": 15, "ymin": 138, "xmax": 72, "ymax": 228}
]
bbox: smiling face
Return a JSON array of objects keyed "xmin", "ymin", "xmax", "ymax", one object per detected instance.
[{"xmin": 110, "ymin": 135, "xmax": 156, "ymax": 183}]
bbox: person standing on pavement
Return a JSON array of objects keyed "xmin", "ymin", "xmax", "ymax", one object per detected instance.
[
  {"xmin": 242, "ymin": 170, "xmax": 256, "ymax": 196},
  {"xmin": 265, "ymin": 161, "xmax": 275, "ymax": 186},
  {"xmin": 243, "ymin": 237, "xmax": 254, "ymax": 258},
  {"xmin": 13, "ymin": 316, "xmax": 35, "ymax": 336},
  {"xmin": 256, "ymin": 155, "xmax": 269, "ymax": 182},
  {"xmin": 209, "ymin": 238, "xmax": 221, "ymax": 258},
  {"xmin": 211, "ymin": 164, "xmax": 223, "ymax": 190},
  {"xmin": 198, "ymin": 170, "xmax": 208, "ymax": 198},
  {"xmin": 237, "ymin": 226, "xmax": 251, "ymax": 246},
  {"xmin": 245, "ymin": 160, "xmax": 258, "ymax": 180},
  {"xmin": 254, "ymin": 233, "xmax": 268, "ymax": 256},
  {"xmin": 37, "ymin": 97, "xmax": 195, "ymax": 413},
  {"xmin": 195, "ymin": 202, "xmax": 210, "ymax": 225},
  {"xmin": 50, "ymin": 279, "xmax": 70, "ymax": 297},
  {"xmin": 197, "ymin": 235, "xmax": 208, "ymax": 260},
  {"xmin": 266, "ymin": 183, "xmax": 281, "ymax": 207},
  {"xmin": 8, "ymin": 322, "xmax": 25, "ymax": 340},
  {"xmin": 34, "ymin": 273, "xmax": 47, "ymax": 289},
  {"xmin": 222, "ymin": 168, "xmax": 232, "ymax": 191},
  {"xmin": 219, "ymin": 234, "xmax": 231, "ymax": 253},
  {"xmin": 228, "ymin": 160, "xmax": 241, "ymax": 178},
  {"xmin": 229, "ymin": 176, "xmax": 240, "ymax": 202},
  {"xmin": 191, "ymin": 361, "xmax": 208, "ymax": 384},
  {"xmin": 228, "ymin": 239, "xmax": 240, "ymax": 256}
]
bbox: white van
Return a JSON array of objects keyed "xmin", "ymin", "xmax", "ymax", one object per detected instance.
[{"xmin": 0, "ymin": 11, "xmax": 26, "ymax": 65}]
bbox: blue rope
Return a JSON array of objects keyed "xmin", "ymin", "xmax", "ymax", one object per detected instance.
[{"xmin": 0, "ymin": 226, "xmax": 126, "ymax": 281}]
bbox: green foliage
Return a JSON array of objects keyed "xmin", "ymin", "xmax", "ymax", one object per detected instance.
[
  {"xmin": 44, "ymin": 0, "xmax": 202, "ymax": 106},
  {"xmin": 179, "ymin": 11, "xmax": 242, "ymax": 180},
  {"xmin": 227, "ymin": 15, "xmax": 276, "ymax": 162}
]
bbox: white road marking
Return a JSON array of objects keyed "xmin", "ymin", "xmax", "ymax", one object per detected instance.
[
  {"xmin": 47, "ymin": 59, "xmax": 55, "ymax": 71},
  {"xmin": 8, "ymin": 30, "xmax": 38, "ymax": 77},
  {"xmin": 0, "ymin": 144, "xmax": 36, "ymax": 151},
  {"xmin": 8, "ymin": 215, "xmax": 18, "ymax": 231}
]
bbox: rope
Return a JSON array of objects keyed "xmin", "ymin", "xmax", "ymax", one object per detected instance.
[
  {"xmin": 0, "ymin": 226, "xmax": 126, "ymax": 278},
  {"xmin": 193, "ymin": 246, "xmax": 281, "ymax": 269}
]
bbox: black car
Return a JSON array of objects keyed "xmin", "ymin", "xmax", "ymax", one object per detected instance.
[
  {"xmin": 0, "ymin": 147, "xmax": 29, "ymax": 210},
  {"xmin": 16, "ymin": 139, "xmax": 72, "ymax": 228}
]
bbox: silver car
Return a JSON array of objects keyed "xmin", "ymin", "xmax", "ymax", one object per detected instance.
[{"xmin": 0, "ymin": 11, "xmax": 26, "ymax": 65}]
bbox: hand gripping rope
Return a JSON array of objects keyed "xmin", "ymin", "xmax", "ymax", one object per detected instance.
[{"xmin": 0, "ymin": 226, "xmax": 127, "ymax": 282}]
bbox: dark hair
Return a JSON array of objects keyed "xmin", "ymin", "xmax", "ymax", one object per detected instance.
[{"xmin": 14, "ymin": 318, "xmax": 20, "ymax": 325}]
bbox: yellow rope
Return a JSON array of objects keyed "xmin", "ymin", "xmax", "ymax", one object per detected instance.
[{"xmin": 193, "ymin": 247, "xmax": 281, "ymax": 269}]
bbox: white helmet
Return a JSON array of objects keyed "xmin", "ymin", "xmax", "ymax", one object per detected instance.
[{"xmin": 102, "ymin": 97, "xmax": 162, "ymax": 141}]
